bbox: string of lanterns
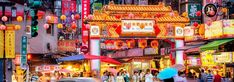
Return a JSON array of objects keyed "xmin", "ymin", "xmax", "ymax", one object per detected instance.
[{"xmin": 0, "ymin": 16, "xmax": 22, "ymax": 30}]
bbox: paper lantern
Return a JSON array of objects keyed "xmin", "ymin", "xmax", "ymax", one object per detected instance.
[
  {"xmin": 14, "ymin": 25, "xmax": 21, "ymax": 30},
  {"xmin": 222, "ymin": 8, "xmax": 228, "ymax": 13},
  {"xmin": 196, "ymin": 11, "xmax": 201, "ymax": 16},
  {"xmin": 71, "ymin": 23, "xmax": 77, "ymax": 29},
  {"xmin": 60, "ymin": 15, "xmax": 66, "ymax": 20},
  {"xmin": 115, "ymin": 40, "xmax": 123, "ymax": 49},
  {"xmin": 140, "ymin": 23, "xmax": 145, "ymax": 29},
  {"xmin": 182, "ymin": 12, "xmax": 188, "ymax": 17},
  {"xmin": 138, "ymin": 39, "xmax": 147, "ymax": 49},
  {"xmin": 74, "ymin": 14, "xmax": 80, "ymax": 20},
  {"xmin": 128, "ymin": 13, "xmax": 134, "ymax": 18},
  {"xmin": 1, "ymin": 16, "xmax": 8, "ymax": 22},
  {"xmin": 45, "ymin": 16, "xmax": 51, "ymax": 21},
  {"xmin": 87, "ymin": 15, "xmax": 94, "ymax": 20},
  {"xmin": 115, "ymin": 15, "xmax": 121, "ymax": 19},
  {"xmin": 142, "ymin": 13, "xmax": 148, "ymax": 18},
  {"xmin": 126, "ymin": 39, "xmax": 135, "ymax": 48},
  {"xmin": 151, "ymin": 40, "xmax": 158, "ymax": 48},
  {"xmin": 85, "ymin": 24, "xmax": 90, "ymax": 29},
  {"xmin": 193, "ymin": 22, "xmax": 199, "ymax": 27},
  {"xmin": 0, "ymin": 25, "xmax": 6, "ymax": 30},
  {"xmin": 57, "ymin": 23, "xmax": 63, "ymax": 29},
  {"xmin": 16, "ymin": 16, "xmax": 23, "ymax": 22},
  {"xmin": 44, "ymin": 24, "xmax": 50, "ymax": 29},
  {"xmin": 199, "ymin": 24, "xmax": 205, "ymax": 35}
]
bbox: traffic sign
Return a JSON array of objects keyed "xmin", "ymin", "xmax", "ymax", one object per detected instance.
[{"xmin": 21, "ymin": 36, "xmax": 27, "ymax": 69}]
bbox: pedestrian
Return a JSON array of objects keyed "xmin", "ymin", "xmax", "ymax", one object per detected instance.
[
  {"xmin": 116, "ymin": 72, "xmax": 124, "ymax": 82},
  {"xmin": 145, "ymin": 69, "xmax": 153, "ymax": 82},
  {"xmin": 132, "ymin": 71, "xmax": 139, "ymax": 82},
  {"xmin": 206, "ymin": 70, "xmax": 214, "ymax": 82},
  {"xmin": 101, "ymin": 72, "xmax": 109, "ymax": 82},
  {"xmin": 123, "ymin": 71, "xmax": 130, "ymax": 82},
  {"xmin": 31, "ymin": 72, "xmax": 39, "ymax": 82},
  {"xmin": 109, "ymin": 72, "xmax": 115, "ymax": 82},
  {"xmin": 174, "ymin": 71, "xmax": 187, "ymax": 82},
  {"xmin": 198, "ymin": 69, "xmax": 206, "ymax": 82},
  {"xmin": 139, "ymin": 70, "xmax": 145, "ymax": 82},
  {"xmin": 214, "ymin": 71, "xmax": 221, "ymax": 82}
]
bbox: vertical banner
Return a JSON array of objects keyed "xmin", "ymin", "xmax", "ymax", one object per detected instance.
[
  {"xmin": 0, "ymin": 30, "xmax": 3, "ymax": 58},
  {"xmin": 188, "ymin": 4, "xmax": 201, "ymax": 18},
  {"xmin": 5, "ymin": 30, "xmax": 15, "ymax": 58},
  {"xmin": 82, "ymin": 0, "xmax": 90, "ymax": 47},
  {"xmin": 21, "ymin": 36, "xmax": 27, "ymax": 69}
]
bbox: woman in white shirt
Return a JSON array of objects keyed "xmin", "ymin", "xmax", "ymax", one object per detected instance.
[
  {"xmin": 132, "ymin": 71, "xmax": 140, "ymax": 82},
  {"xmin": 116, "ymin": 72, "xmax": 124, "ymax": 82},
  {"xmin": 145, "ymin": 69, "xmax": 153, "ymax": 82}
]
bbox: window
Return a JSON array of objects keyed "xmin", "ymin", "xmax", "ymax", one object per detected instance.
[{"xmin": 46, "ymin": 24, "xmax": 54, "ymax": 36}]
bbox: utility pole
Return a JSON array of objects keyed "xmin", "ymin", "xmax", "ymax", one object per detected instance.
[{"xmin": 0, "ymin": 2, "xmax": 15, "ymax": 82}]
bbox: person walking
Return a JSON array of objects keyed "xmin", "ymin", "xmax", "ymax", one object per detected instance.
[
  {"xmin": 198, "ymin": 69, "xmax": 207, "ymax": 82},
  {"xmin": 139, "ymin": 70, "xmax": 145, "ymax": 82},
  {"xmin": 214, "ymin": 71, "xmax": 221, "ymax": 82},
  {"xmin": 145, "ymin": 69, "xmax": 153, "ymax": 82},
  {"xmin": 109, "ymin": 72, "xmax": 115, "ymax": 82},
  {"xmin": 174, "ymin": 71, "xmax": 187, "ymax": 82},
  {"xmin": 123, "ymin": 71, "xmax": 130, "ymax": 82},
  {"xmin": 101, "ymin": 72, "xmax": 109, "ymax": 82},
  {"xmin": 132, "ymin": 71, "xmax": 139, "ymax": 82},
  {"xmin": 116, "ymin": 72, "xmax": 124, "ymax": 82},
  {"xmin": 206, "ymin": 70, "xmax": 214, "ymax": 82}
]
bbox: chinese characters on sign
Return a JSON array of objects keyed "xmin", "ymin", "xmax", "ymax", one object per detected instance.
[
  {"xmin": 82, "ymin": 0, "xmax": 90, "ymax": 47},
  {"xmin": 0, "ymin": 30, "xmax": 3, "ymax": 58},
  {"xmin": 21, "ymin": 36, "xmax": 27, "ymax": 69},
  {"xmin": 58, "ymin": 40, "xmax": 76, "ymax": 52},
  {"xmin": 5, "ymin": 30, "xmax": 15, "ymax": 58},
  {"xmin": 62, "ymin": 0, "xmax": 77, "ymax": 15},
  {"xmin": 188, "ymin": 4, "xmax": 201, "ymax": 18}
]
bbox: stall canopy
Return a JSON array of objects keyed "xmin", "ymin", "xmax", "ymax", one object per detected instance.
[
  {"xmin": 57, "ymin": 54, "xmax": 101, "ymax": 62},
  {"xmin": 57, "ymin": 55, "xmax": 122, "ymax": 65},
  {"xmin": 200, "ymin": 39, "xmax": 234, "ymax": 51},
  {"xmin": 171, "ymin": 45, "xmax": 200, "ymax": 51}
]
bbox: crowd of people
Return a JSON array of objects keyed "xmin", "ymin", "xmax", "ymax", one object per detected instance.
[{"xmin": 101, "ymin": 69, "xmax": 160, "ymax": 82}]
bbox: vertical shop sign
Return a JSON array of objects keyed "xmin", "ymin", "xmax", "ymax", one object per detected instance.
[
  {"xmin": 188, "ymin": 4, "xmax": 201, "ymax": 18},
  {"xmin": 62, "ymin": 0, "xmax": 77, "ymax": 15},
  {"xmin": 5, "ymin": 30, "xmax": 15, "ymax": 58},
  {"xmin": 82, "ymin": 0, "xmax": 90, "ymax": 46},
  {"xmin": 0, "ymin": 30, "xmax": 3, "ymax": 58},
  {"xmin": 21, "ymin": 36, "xmax": 27, "ymax": 69}
]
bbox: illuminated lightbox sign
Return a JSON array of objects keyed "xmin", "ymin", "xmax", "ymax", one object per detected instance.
[
  {"xmin": 90, "ymin": 26, "xmax": 100, "ymax": 37},
  {"xmin": 121, "ymin": 20, "xmax": 155, "ymax": 33}
]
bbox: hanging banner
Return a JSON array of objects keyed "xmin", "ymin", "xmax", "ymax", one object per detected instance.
[
  {"xmin": 62, "ymin": 0, "xmax": 77, "ymax": 15},
  {"xmin": 214, "ymin": 52, "xmax": 232, "ymax": 63},
  {"xmin": 121, "ymin": 20, "xmax": 155, "ymax": 36},
  {"xmin": 58, "ymin": 40, "xmax": 76, "ymax": 52},
  {"xmin": 205, "ymin": 21, "xmax": 223, "ymax": 39},
  {"xmin": 21, "ymin": 36, "xmax": 27, "ymax": 69},
  {"xmin": 5, "ymin": 30, "xmax": 15, "ymax": 58},
  {"xmin": 0, "ymin": 30, "xmax": 3, "ymax": 58},
  {"xmin": 82, "ymin": 0, "xmax": 90, "ymax": 46},
  {"xmin": 223, "ymin": 20, "xmax": 234, "ymax": 37}
]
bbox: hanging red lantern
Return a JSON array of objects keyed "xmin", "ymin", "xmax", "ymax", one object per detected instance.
[
  {"xmin": 74, "ymin": 14, "xmax": 80, "ymax": 20},
  {"xmin": 196, "ymin": 11, "xmax": 201, "ymax": 16},
  {"xmin": 193, "ymin": 22, "xmax": 199, "ymax": 27},
  {"xmin": 115, "ymin": 40, "xmax": 124, "ymax": 49},
  {"xmin": 138, "ymin": 39, "xmax": 147, "ymax": 49},
  {"xmin": 43, "ymin": 24, "xmax": 50, "ymax": 29},
  {"xmin": 206, "ymin": 21, "xmax": 212, "ymax": 26},
  {"xmin": 154, "ymin": 25, "xmax": 161, "ymax": 36},
  {"xmin": 87, "ymin": 15, "xmax": 94, "ymax": 20},
  {"xmin": 126, "ymin": 39, "xmax": 135, "ymax": 48},
  {"xmin": 71, "ymin": 23, "xmax": 77, "ymax": 29},
  {"xmin": 115, "ymin": 15, "xmax": 121, "ymax": 19},
  {"xmin": 85, "ymin": 24, "xmax": 90, "ymax": 29},
  {"xmin": 151, "ymin": 40, "xmax": 158, "ymax": 48},
  {"xmin": 1, "ymin": 16, "xmax": 8, "ymax": 22}
]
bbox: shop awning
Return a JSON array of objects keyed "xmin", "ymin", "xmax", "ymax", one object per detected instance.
[
  {"xmin": 185, "ymin": 47, "xmax": 200, "ymax": 53},
  {"xmin": 57, "ymin": 54, "xmax": 101, "ymax": 62},
  {"xmin": 101, "ymin": 56, "xmax": 122, "ymax": 65},
  {"xmin": 200, "ymin": 39, "xmax": 234, "ymax": 51},
  {"xmin": 171, "ymin": 46, "xmax": 200, "ymax": 51}
]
